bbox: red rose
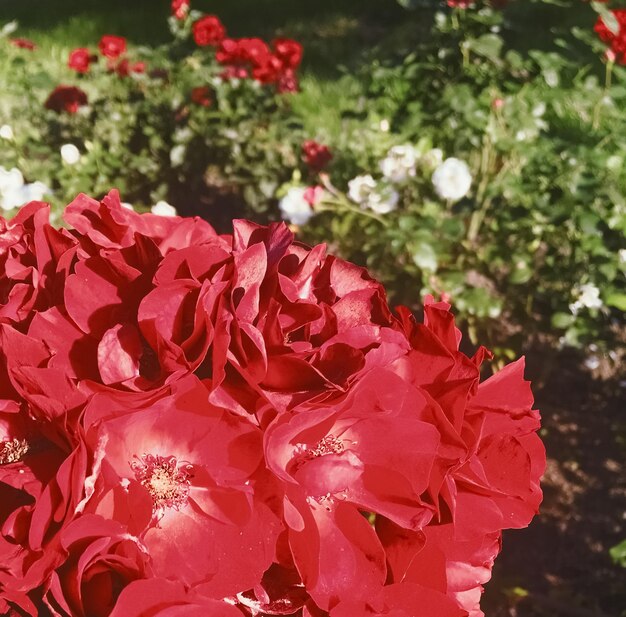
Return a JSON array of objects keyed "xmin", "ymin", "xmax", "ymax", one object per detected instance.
[
  {"xmin": 45, "ymin": 515, "xmax": 151, "ymax": 617},
  {"xmin": 192, "ymin": 15, "xmax": 226, "ymax": 47},
  {"xmin": 82, "ymin": 375, "xmax": 282, "ymax": 596},
  {"xmin": 68, "ymin": 47, "xmax": 92, "ymax": 73},
  {"xmin": 302, "ymin": 140, "xmax": 333, "ymax": 172},
  {"xmin": 273, "ymin": 38, "xmax": 303, "ymax": 70},
  {"xmin": 98, "ymin": 34, "xmax": 127, "ymax": 59},
  {"xmin": 44, "ymin": 85, "xmax": 88, "ymax": 114},
  {"xmin": 277, "ymin": 68, "xmax": 299, "ymax": 93},
  {"xmin": 171, "ymin": 0, "xmax": 190, "ymax": 20},
  {"xmin": 595, "ymin": 9, "xmax": 626, "ymax": 64},
  {"xmin": 191, "ymin": 85, "xmax": 212, "ymax": 106},
  {"xmin": 10, "ymin": 37, "xmax": 36, "ymax": 51},
  {"xmin": 110, "ymin": 579, "xmax": 242, "ymax": 617}
]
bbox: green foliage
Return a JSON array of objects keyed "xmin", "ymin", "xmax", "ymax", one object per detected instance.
[{"xmin": 288, "ymin": 0, "xmax": 625, "ymax": 353}]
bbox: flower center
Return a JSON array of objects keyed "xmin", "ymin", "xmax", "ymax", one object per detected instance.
[
  {"xmin": 0, "ymin": 438, "xmax": 29, "ymax": 465},
  {"xmin": 130, "ymin": 454, "xmax": 193, "ymax": 511},
  {"xmin": 305, "ymin": 434, "xmax": 344, "ymax": 459}
]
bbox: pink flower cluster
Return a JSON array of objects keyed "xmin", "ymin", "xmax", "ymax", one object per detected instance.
[{"xmin": 0, "ymin": 191, "xmax": 545, "ymax": 616}]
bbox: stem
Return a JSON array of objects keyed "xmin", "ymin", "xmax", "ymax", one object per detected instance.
[
  {"xmin": 318, "ymin": 199, "xmax": 390, "ymax": 227},
  {"xmin": 592, "ymin": 57, "xmax": 614, "ymax": 130}
]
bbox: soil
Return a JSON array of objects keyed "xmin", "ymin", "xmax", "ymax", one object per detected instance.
[{"xmin": 482, "ymin": 346, "xmax": 626, "ymax": 617}]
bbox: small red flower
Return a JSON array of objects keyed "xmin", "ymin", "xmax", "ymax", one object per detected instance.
[
  {"xmin": 116, "ymin": 58, "xmax": 147, "ymax": 77},
  {"xmin": 68, "ymin": 48, "xmax": 92, "ymax": 74},
  {"xmin": 272, "ymin": 38, "xmax": 303, "ymax": 70},
  {"xmin": 595, "ymin": 9, "xmax": 626, "ymax": 64},
  {"xmin": 191, "ymin": 86, "xmax": 212, "ymax": 107},
  {"xmin": 171, "ymin": 0, "xmax": 190, "ymax": 20},
  {"xmin": 44, "ymin": 85, "xmax": 88, "ymax": 114},
  {"xmin": 98, "ymin": 34, "xmax": 127, "ymax": 59},
  {"xmin": 10, "ymin": 37, "xmax": 36, "ymax": 51},
  {"xmin": 302, "ymin": 140, "xmax": 333, "ymax": 172},
  {"xmin": 192, "ymin": 15, "xmax": 226, "ymax": 47}
]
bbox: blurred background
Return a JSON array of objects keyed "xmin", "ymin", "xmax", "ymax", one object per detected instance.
[{"xmin": 0, "ymin": 1, "xmax": 624, "ymax": 615}]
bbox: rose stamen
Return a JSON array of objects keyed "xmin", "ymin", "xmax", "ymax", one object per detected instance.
[
  {"xmin": 0, "ymin": 438, "xmax": 29, "ymax": 465},
  {"xmin": 130, "ymin": 453, "xmax": 193, "ymax": 511}
]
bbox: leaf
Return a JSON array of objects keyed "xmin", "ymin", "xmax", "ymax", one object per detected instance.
[
  {"xmin": 551, "ymin": 312, "xmax": 576, "ymax": 329},
  {"xmin": 605, "ymin": 293, "xmax": 626, "ymax": 311},
  {"xmin": 468, "ymin": 34, "xmax": 503, "ymax": 60},
  {"xmin": 411, "ymin": 242, "xmax": 438, "ymax": 273},
  {"xmin": 610, "ymin": 539, "xmax": 626, "ymax": 567},
  {"xmin": 592, "ymin": 2, "xmax": 620, "ymax": 35}
]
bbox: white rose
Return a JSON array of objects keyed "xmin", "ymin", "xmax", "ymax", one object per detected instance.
[
  {"xmin": 22, "ymin": 181, "xmax": 51, "ymax": 203},
  {"xmin": 60, "ymin": 144, "xmax": 81, "ymax": 165},
  {"xmin": 365, "ymin": 185, "xmax": 399, "ymax": 214},
  {"xmin": 279, "ymin": 187, "xmax": 314, "ymax": 226},
  {"xmin": 569, "ymin": 283, "xmax": 603, "ymax": 315},
  {"xmin": 347, "ymin": 174, "xmax": 377, "ymax": 204},
  {"xmin": 380, "ymin": 144, "xmax": 419, "ymax": 183},
  {"xmin": 0, "ymin": 166, "xmax": 25, "ymax": 211},
  {"xmin": 432, "ymin": 157, "xmax": 472, "ymax": 202},
  {"xmin": 151, "ymin": 201, "xmax": 177, "ymax": 217},
  {"xmin": 0, "ymin": 125, "xmax": 14, "ymax": 141}
]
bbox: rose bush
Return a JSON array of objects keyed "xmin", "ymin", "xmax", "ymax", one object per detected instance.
[
  {"xmin": 0, "ymin": 190, "xmax": 545, "ymax": 616},
  {"xmin": 276, "ymin": 0, "xmax": 626, "ymax": 356},
  {"xmin": 0, "ymin": 5, "xmax": 305, "ymax": 228}
]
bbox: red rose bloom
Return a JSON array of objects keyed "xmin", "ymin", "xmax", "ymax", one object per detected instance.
[
  {"xmin": 302, "ymin": 140, "xmax": 333, "ymax": 172},
  {"xmin": 272, "ymin": 38, "xmax": 303, "ymax": 70},
  {"xmin": 191, "ymin": 85, "xmax": 212, "ymax": 106},
  {"xmin": 98, "ymin": 34, "xmax": 127, "ymax": 59},
  {"xmin": 10, "ymin": 37, "xmax": 36, "ymax": 51},
  {"xmin": 44, "ymin": 85, "xmax": 88, "ymax": 114},
  {"xmin": 192, "ymin": 15, "xmax": 226, "ymax": 47},
  {"xmin": 0, "ymin": 190, "xmax": 545, "ymax": 616},
  {"xmin": 68, "ymin": 48, "xmax": 92, "ymax": 74},
  {"xmin": 171, "ymin": 0, "xmax": 190, "ymax": 20},
  {"xmin": 595, "ymin": 9, "xmax": 626, "ymax": 64}
]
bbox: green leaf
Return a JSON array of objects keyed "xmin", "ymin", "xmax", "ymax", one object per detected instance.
[
  {"xmin": 592, "ymin": 2, "xmax": 620, "ymax": 35},
  {"xmin": 610, "ymin": 539, "xmax": 626, "ymax": 567},
  {"xmin": 468, "ymin": 34, "xmax": 503, "ymax": 60},
  {"xmin": 411, "ymin": 242, "xmax": 438, "ymax": 273},
  {"xmin": 605, "ymin": 293, "xmax": 626, "ymax": 311},
  {"xmin": 551, "ymin": 312, "xmax": 576, "ymax": 329}
]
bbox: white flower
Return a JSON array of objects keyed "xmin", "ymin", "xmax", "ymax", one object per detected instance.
[
  {"xmin": 170, "ymin": 144, "xmax": 186, "ymax": 167},
  {"xmin": 21, "ymin": 181, "xmax": 51, "ymax": 202},
  {"xmin": 366, "ymin": 185, "xmax": 399, "ymax": 214},
  {"xmin": 380, "ymin": 145, "xmax": 419, "ymax": 183},
  {"xmin": 0, "ymin": 125, "xmax": 14, "ymax": 141},
  {"xmin": 432, "ymin": 157, "xmax": 472, "ymax": 202},
  {"xmin": 379, "ymin": 119, "xmax": 390, "ymax": 132},
  {"xmin": 121, "ymin": 202, "xmax": 135, "ymax": 211},
  {"xmin": 618, "ymin": 248, "xmax": 626, "ymax": 265},
  {"xmin": 569, "ymin": 283, "xmax": 603, "ymax": 315},
  {"xmin": 0, "ymin": 166, "xmax": 25, "ymax": 211},
  {"xmin": 151, "ymin": 201, "xmax": 177, "ymax": 217},
  {"xmin": 60, "ymin": 143, "xmax": 81, "ymax": 165},
  {"xmin": 279, "ymin": 187, "xmax": 314, "ymax": 226},
  {"xmin": 348, "ymin": 174, "xmax": 377, "ymax": 204}
]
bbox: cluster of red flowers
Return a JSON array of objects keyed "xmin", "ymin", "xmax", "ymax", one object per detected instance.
[
  {"xmin": 0, "ymin": 190, "xmax": 544, "ymax": 616},
  {"xmin": 185, "ymin": 10, "xmax": 302, "ymax": 93},
  {"xmin": 68, "ymin": 35, "xmax": 146, "ymax": 77},
  {"xmin": 595, "ymin": 8, "xmax": 626, "ymax": 64}
]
